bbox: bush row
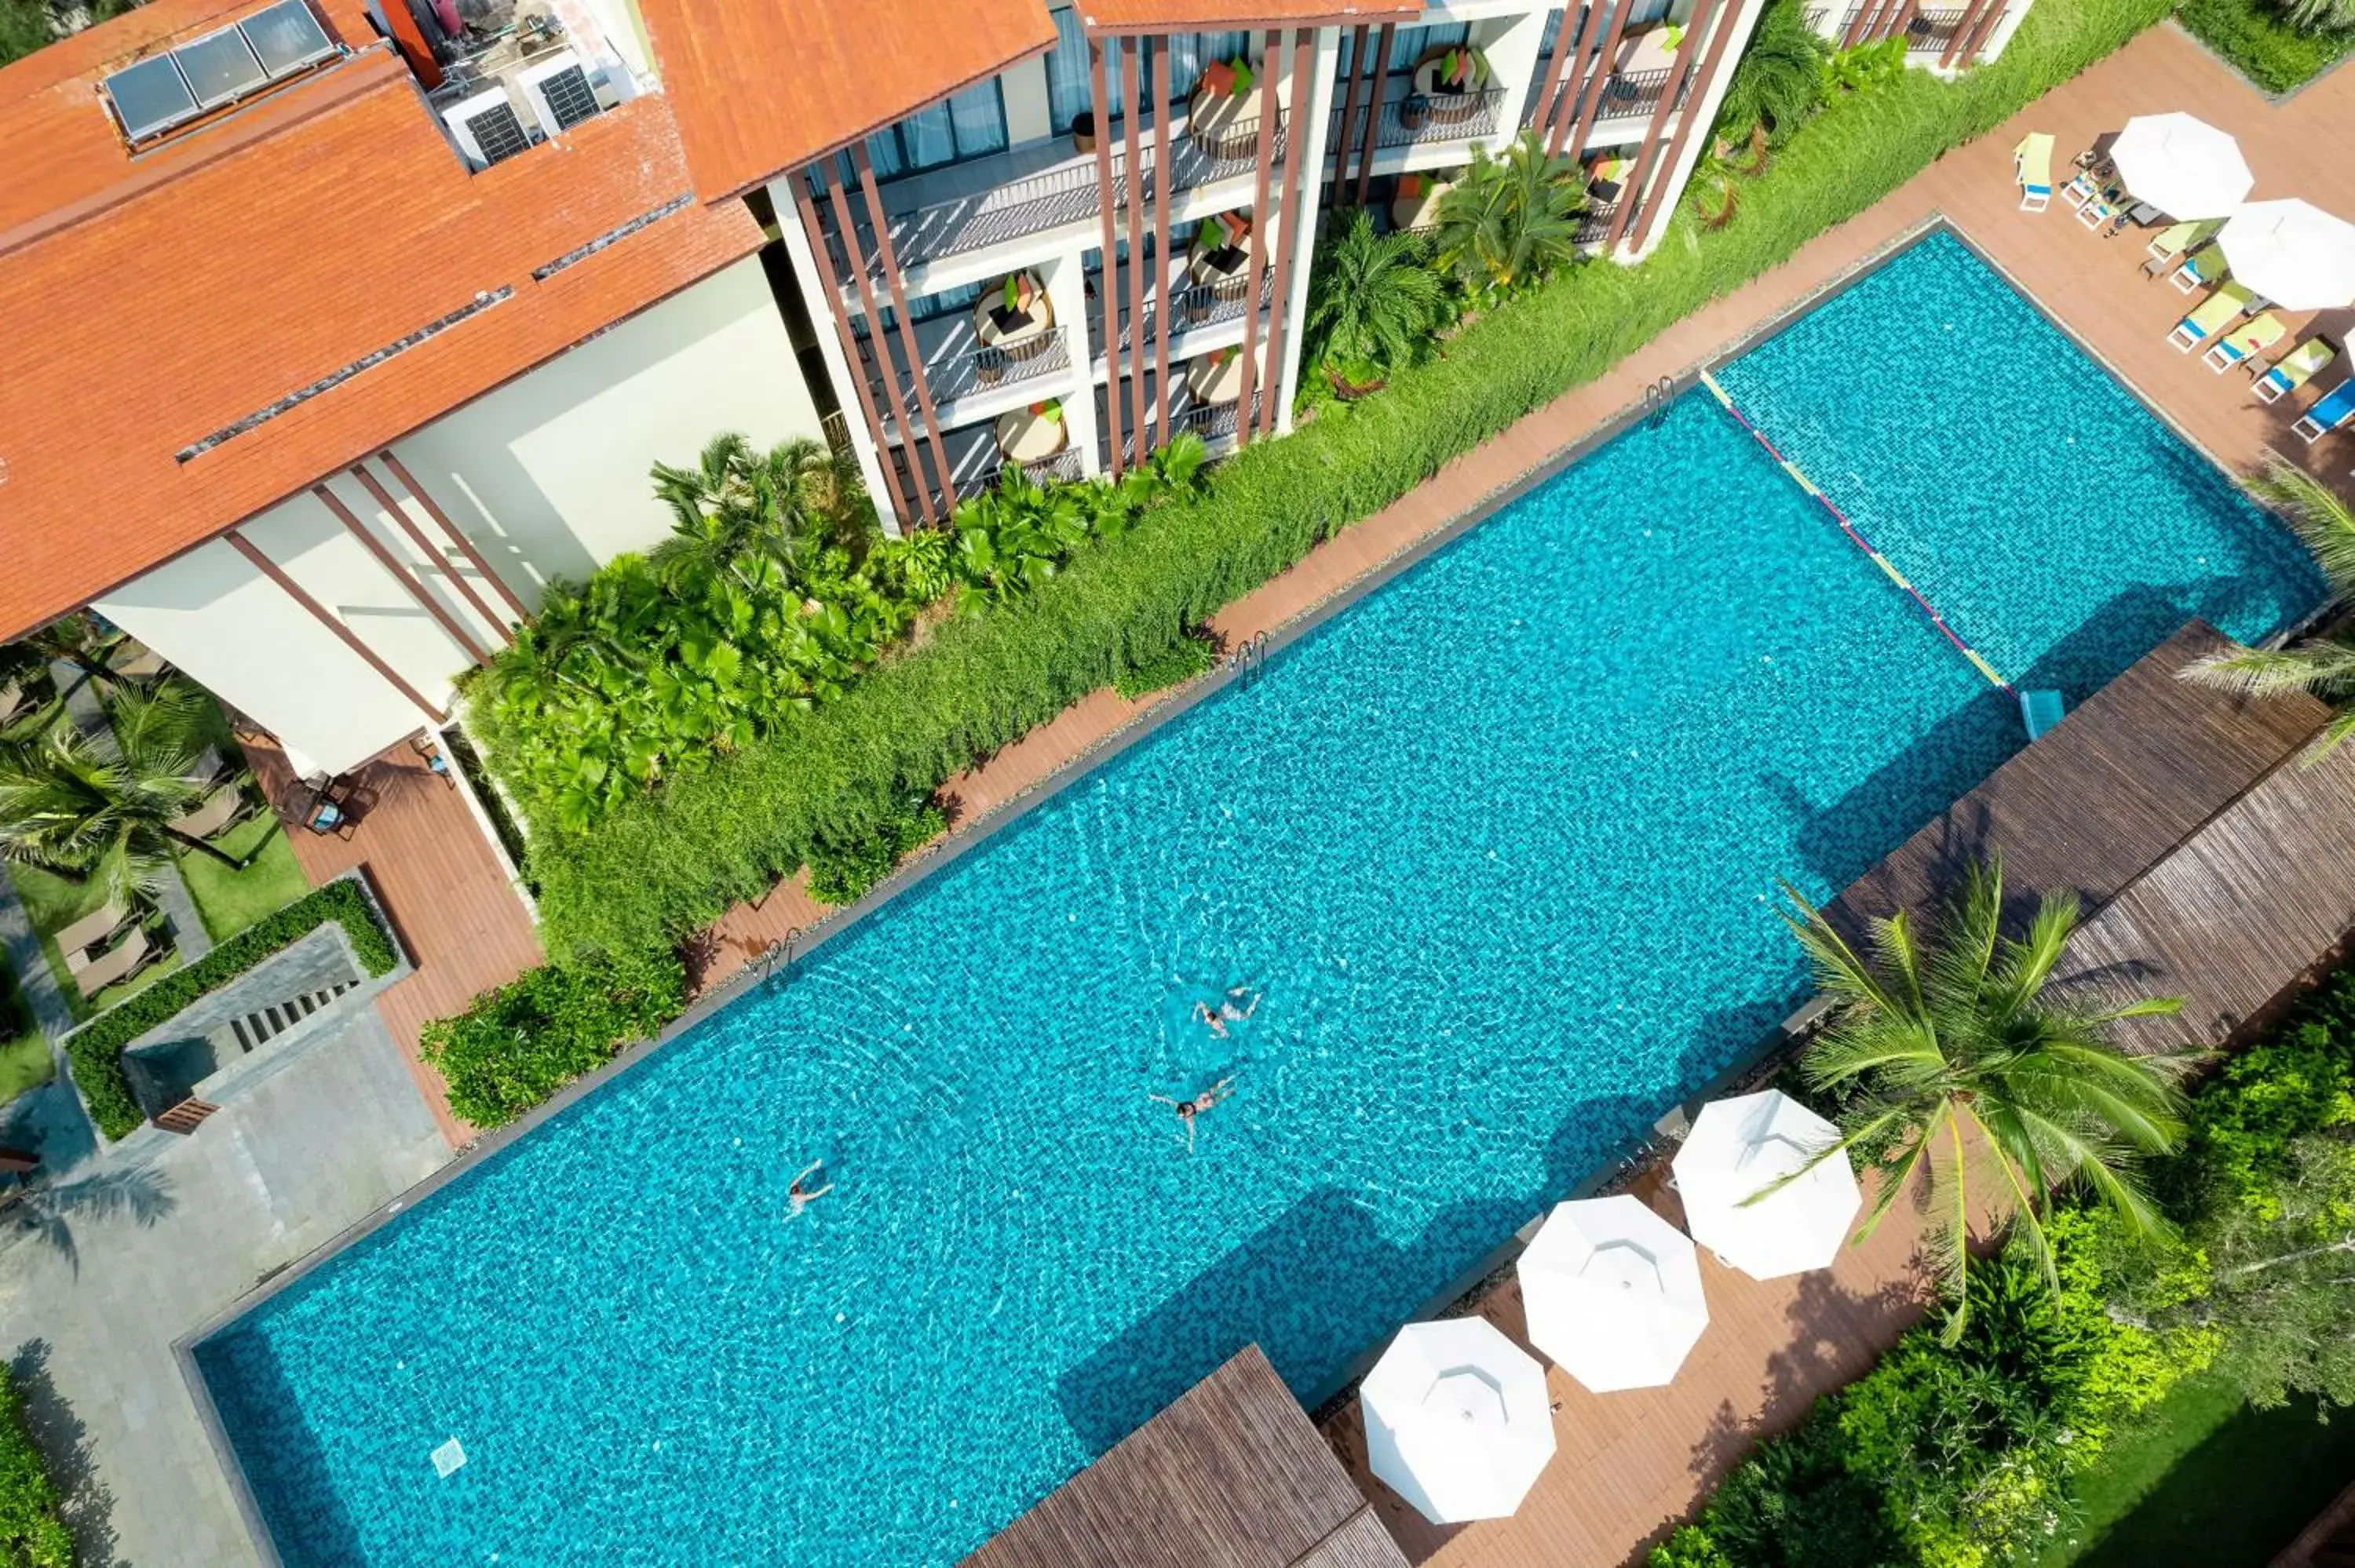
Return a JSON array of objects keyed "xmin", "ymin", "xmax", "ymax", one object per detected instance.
[
  {"xmin": 0, "ymin": 1365, "xmax": 71, "ymax": 1568},
  {"xmin": 65, "ymin": 877, "xmax": 397, "ymax": 1140},
  {"xmin": 2174, "ymin": 0, "xmax": 2350, "ymax": 94},
  {"xmin": 522, "ymin": 0, "xmax": 2174, "ymax": 965},
  {"xmin": 418, "ymin": 950, "xmax": 686, "ymax": 1130}
]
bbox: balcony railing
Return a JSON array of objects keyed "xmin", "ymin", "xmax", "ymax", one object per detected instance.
[
  {"xmin": 823, "ymin": 111, "xmax": 1290, "ymax": 280},
  {"xmin": 1575, "ymin": 202, "xmax": 1619, "ymax": 245},
  {"xmin": 1334, "ymin": 80, "xmax": 1508, "ymax": 151},
  {"xmin": 1827, "ymin": 4, "xmax": 1975, "ymax": 51},
  {"xmin": 859, "ymin": 326, "xmax": 1072, "ymax": 414},
  {"xmin": 1088, "ymin": 271, "xmax": 1279, "ymax": 360}
]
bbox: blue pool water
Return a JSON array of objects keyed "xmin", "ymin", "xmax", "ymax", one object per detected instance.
[{"xmin": 196, "ymin": 232, "xmax": 2322, "ymax": 1566}]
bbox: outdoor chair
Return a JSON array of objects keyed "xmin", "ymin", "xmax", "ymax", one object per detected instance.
[
  {"xmin": 2203, "ymin": 312, "xmax": 2285, "ymax": 373},
  {"xmin": 168, "ymin": 781, "xmax": 248, "ymax": 841},
  {"xmin": 2256, "ymin": 337, "xmax": 2338, "ymax": 403},
  {"xmin": 2142, "ymin": 220, "xmax": 2220, "ymax": 279},
  {"xmin": 68, "ymin": 926, "xmax": 152, "ymax": 998},
  {"xmin": 53, "ymin": 895, "xmax": 130, "ymax": 957},
  {"xmin": 2292, "ymin": 377, "xmax": 2355, "ymax": 444},
  {"xmin": 2171, "ymin": 243, "xmax": 2223, "ymax": 294},
  {"xmin": 2168, "ymin": 282, "xmax": 2255, "ymax": 352},
  {"xmin": 2061, "ymin": 172, "xmax": 2101, "ymax": 212},
  {"xmin": 2014, "ymin": 133, "xmax": 2054, "ymax": 213}
]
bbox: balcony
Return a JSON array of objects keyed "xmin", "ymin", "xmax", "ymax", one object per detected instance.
[
  {"xmin": 823, "ymin": 108, "xmax": 1291, "ymax": 284},
  {"xmin": 1332, "ymin": 74, "xmax": 1510, "ymax": 155},
  {"xmin": 1086, "ymin": 267, "xmax": 1279, "ymax": 363}
]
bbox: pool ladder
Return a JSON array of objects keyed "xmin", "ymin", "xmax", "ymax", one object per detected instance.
[
  {"xmin": 754, "ymin": 926, "xmax": 801, "ymax": 986},
  {"xmin": 1641, "ymin": 375, "xmax": 1676, "ymax": 427},
  {"xmin": 1229, "ymin": 631, "xmax": 1272, "ymax": 687}
]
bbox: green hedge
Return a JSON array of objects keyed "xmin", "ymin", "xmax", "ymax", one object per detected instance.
[
  {"xmin": 2176, "ymin": 0, "xmax": 2350, "ymax": 93},
  {"xmin": 64, "ymin": 877, "xmax": 397, "ymax": 1141},
  {"xmin": 523, "ymin": 0, "xmax": 2171, "ymax": 962},
  {"xmin": 0, "ymin": 1365, "xmax": 70, "ymax": 1568},
  {"xmin": 418, "ymin": 950, "xmax": 685, "ymax": 1129}
]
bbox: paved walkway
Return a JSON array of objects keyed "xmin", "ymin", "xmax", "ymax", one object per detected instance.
[{"xmin": 0, "ymin": 1008, "xmax": 449, "ymax": 1568}]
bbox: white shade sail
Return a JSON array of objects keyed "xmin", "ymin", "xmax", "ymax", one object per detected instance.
[
  {"xmin": 2108, "ymin": 113, "xmax": 2251, "ymax": 220},
  {"xmin": 1672, "ymin": 1089, "xmax": 1863, "ymax": 1281},
  {"xmin": 2219, "ymin": 199, "xmax": 2355, "ymax": 311},
  {"xmin": 1518, "ymin": 1195, "xmax": 1709, "ymax": 1393},
  {"xmin": 1360, "ymin": 1318, "xmax": 1557, "ymax": 1524}
]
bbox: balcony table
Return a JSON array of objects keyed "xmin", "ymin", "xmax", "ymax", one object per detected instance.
[
  {"xmin": 1189, "ymin": 78, "xmax": 1263, "ymax": 160},
  {"xmin": 1185, "ymin": 350, "xmax": 1246, "ymax": 407},
  {"xmin": 994, "ymin": 407, "xmax": 1069, "ymax": 465},
  {"xmin": 1187, "ymin": 227, "xmax": 1252, "ymax": 300},
  {"xmin": 1411, "ymin": 49, "xmax": 1490, "ymax": 128},
  {"xmin": 973, "ymin": 285, "xmax": 1056, "ymax": 363}
]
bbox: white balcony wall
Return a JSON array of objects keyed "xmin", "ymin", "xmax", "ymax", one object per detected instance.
[
  {"xmin": 1619, "ymin": 0, "xmax": 1771, "ymax": 260},
  {"xmin": 388, "ymin": 256, "xmax": 819, "ymax": 602},
  {"xmin": 1482, "ymin": 7, "xmax": 1554, "ymax": 146},
  {"xmin": 1275, "ymin": 27, "xmax": 1342, "ymax": 433}
]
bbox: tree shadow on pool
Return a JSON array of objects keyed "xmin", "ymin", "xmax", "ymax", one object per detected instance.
[{"xmin": 187, "ymin": 1331, "xmax": 366, "ymax": 1566}]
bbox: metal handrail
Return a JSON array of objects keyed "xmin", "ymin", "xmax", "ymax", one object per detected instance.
[
  {"xmin": 860, "ymin": 328, "xmax": 1072, "ymax": 411},
  {"xmin": 1089, "ymin": 270, "xmax": 1278, "ymax": 359},
  {"xmin": 1334, "ymin": 79, "xmax": 1508, "ymax": 150},
  {"xmin": 1830, "ymin": 3, "xmax": 1973, "ymax": 48}
]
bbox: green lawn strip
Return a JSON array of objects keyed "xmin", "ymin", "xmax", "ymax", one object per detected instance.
[
  {"xmin": 174, "ymin": 815, "xmax": 309, "ymax": 941},
  {"xmin": 2174, "ymin": 0, "xmax": 2351, "ymax": 93},
  {"xmin": 61, "ymin": 879, "xmax": 398, "ymax": 1141},
  {"xmin": 0, "ymin": 1029, "xmax": 49, "ymax": 1105},
  {"xmin": 517, "ymin": 0, "xmax": 2174, "ymax": 965},
  {"xmin": 2050, "ymin": 1370, "xmax": 2355, "ymax": 1566},
  {"xmin": 10, "ymin": 862, "xmax": 108, "ymax": 1024}
]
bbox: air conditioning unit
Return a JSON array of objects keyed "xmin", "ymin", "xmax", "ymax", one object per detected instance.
[
  {"xmin": 441, "ymin": 86, "xmax": 534, "ymax": 170},
  {"xmin": 516, "ymin": 49, "xmax": 605, "ymax": 138}
]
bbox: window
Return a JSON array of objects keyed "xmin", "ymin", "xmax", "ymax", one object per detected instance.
[
  {"xmin": 1386, "ymin": 22, "xmax": 1470, "ymax": 72},
  {"xmin": 862, "ymin": 78, "xmax": 1010, "ymax": 180},
  {"xmin": 860, "ymin": 279, "xmax": 987, "ymax": 337},
  {"xmin": 1157, "ymin": 31, "xmax": 1249, "ymax": 105},
  {"xmin": 1043, "ymin": 5, "xmax": 1106, "ymax": 134}
]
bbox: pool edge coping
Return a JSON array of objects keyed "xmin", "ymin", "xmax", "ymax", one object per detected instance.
[{"xmin": 170, "ymin": 210, "xmax": 2298, "ymax": 1564}]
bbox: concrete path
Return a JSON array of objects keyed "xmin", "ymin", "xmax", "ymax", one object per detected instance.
[
  {"xmin": 0, "ymin": 1010, "xmax": 450, "ymax": 1567},
  {"xmin": 0, "ymin": 863, "xmax": 78, "ymax": 1043}
]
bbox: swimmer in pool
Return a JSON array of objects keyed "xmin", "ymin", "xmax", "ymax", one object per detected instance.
[
  {"xmin": 1191, "ymin": 987, "xmax": 1260, "ymax": 1039},
  {"xmin": 1150, "ymin": 1077, "xmax": 1236, "ymax": 1150},
  {"xmin": 786, "ymin": 1159, "xmax": 833, "ymax": 1218}
]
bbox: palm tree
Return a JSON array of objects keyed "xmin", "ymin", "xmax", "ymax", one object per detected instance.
[
  {"xmin": 1433, "ymin": 131, "xmax": 1584, "ymax": 299},
  {"xmin": 1715, "ymin": 0, "xmax": 1829, "ymax": 148},
  {"xmin": 0, "ymin": 680, "xmax": 242, "ymax": 904},
  {"xmin": 648, "ymin": 433, "xmax": 862, "ymax": 590},
  {"xmin": 1307, "ymin": 210, "xmax": 1445, "ymax": 374},
  {"xmin": 2283, "ymin": 0, "xmax": 2355, "ymax": 32},
  {"xmin": 1781, "ymin": 859, "xmax": 2199, "ymax": 1340},
  {"xmin": 2183, "ymin": 461, "xmax": 2355, "ymax": 756}
]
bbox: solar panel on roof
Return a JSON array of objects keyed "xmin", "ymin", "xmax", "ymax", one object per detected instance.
[
  {"xmin": 239, "ymin": 0, "xmax": 337, "ymax": 78},
  {"xmin": 102, "ymin": 54, "xmax": 200, "ymax": 141},
  {"xmin": 175, "ymin": 25, "xmax": 268, "ymax": 108},
  {"xmin": 535, "ymin": 64, "xmax": 601, "ymax": 132}
]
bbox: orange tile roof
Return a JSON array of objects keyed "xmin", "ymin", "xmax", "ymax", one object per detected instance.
[
  {"xmin": 636, "ymin": 0, "xmax": 1060, "ymax": 201},
  {"xmin": 1080, "ymin": 0, "xmax": 1420, "ymax": 27},
  {"xmin": 0, "ymin": 27, "xmax": 761, "ymax": 640}
]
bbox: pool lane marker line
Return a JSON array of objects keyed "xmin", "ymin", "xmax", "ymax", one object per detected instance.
[{"xmin": 1694, "ymin": 370, "xmax": 2013, "ymax": 693}]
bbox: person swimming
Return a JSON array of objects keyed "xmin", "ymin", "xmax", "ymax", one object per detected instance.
[
  {"xmin": 785, "ymin": 1159, "xmax": 833, "ymax": 1219},
  {"xmin": 1191, "ymin": 986, "xmax": 1260, "ymax": 1040},
  {"xmin": 1149, "ymin": 1077, "xmax": 1236, "ymax": 1150}
]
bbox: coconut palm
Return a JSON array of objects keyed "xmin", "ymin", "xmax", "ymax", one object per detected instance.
[
  {"xmin": 1433, "ymin": 131, "xmax": 1585, "ymax": 299},
  {"xmin": 648, "ymin": 433, "xmax": 857, "ymax": 591},
  {"xmin": 2282, "ymin": 0, "xmax": 2355, "ymax": 33},
  {"xmin": 1715, "ymin": 0, "xmax": 1828, "ymax": 146},
  {"xmin": 2183, "ymin": 461, "xmax": 2355, "ymax": 756},
  {"xmin": 1781, "ymin": 858, "xmax": 2199, "ymax": 1340},
  {"xmin": 1307, "ymin": 210, "xmax": 1446, "ymax": 375},
  {"xmin": 0, "ymin": 680, "xmax": 242, "ymax": 904}
]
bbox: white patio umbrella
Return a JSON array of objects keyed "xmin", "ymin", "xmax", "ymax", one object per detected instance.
[
  {"xmin": 1672, "ymin": 1089, "xmax": 1862, "ymax": 1281},
  {"xmin": 2219, "ymin": 199, "xmax": 2355, "ymax": 311},
  {"xmin": 2106, "ymin": 112, "xmax": 2251, "ymax": 220},
  {"xmin": 1517, "ymin": 1194, "xmax": 1709, "ymax": 1394},
  {"xmin": 1360, "ymin": 1318, "xmax": 1556, "ymax": 1524}
]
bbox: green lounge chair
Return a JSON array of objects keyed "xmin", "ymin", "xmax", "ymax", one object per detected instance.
[
  {"xmin": 2168, "ymin": 282, "xmax": 2255, "ymax": 352},
  {"xmin": 2171, "ymin": 242, "xmax": 2223, "ymax": 294},
  {"xmin": 2256, "ymin": 337, "xmax": 2337, "ymax": 403},
  {"xmin": 2204, "ymin": 311, "xmax": 2284, "ymax": 372}
]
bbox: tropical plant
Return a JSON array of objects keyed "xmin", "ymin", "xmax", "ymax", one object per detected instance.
[
  {"xmin": 805, "ymin": 793, "xmax": 947, "ymax": 905},
  {"xmin": 1716, "ymin": 0, "xmax": 1830, "ymax": 146},
  {"xmin": 0, "ymin": 1362, "xmax": 71, "ymax": 1568},
  {"xmin": 1782, "ymin": 858, "xmax": 2199, "ymax": 1340},
  {"xmin": 420, "ymin": 948, "xmax": 686, "ymax": 1129},
  {"xmin": 648, "ymin": 432, "xmax": 861, "ymax": 592},
  {"xmin": 2280, "ymin": 0, "xmax": 2355, "ymax": 33},
  {"xmin": 1432, "ymin": 131, "xmax": 1585, "ymax": 301},
  {"xmin": 0, "ymin": 681, "xmax": 242, "ymax": 906},
  {"xmin": 1306, "ymin": 210, "xmax": 1445, "ymax": 378},
  {"xmin": 1824, "ymin": 34, "xmax": 1909, "ymax": 94},
  {"xmin": 2184, "ymin": 461, "xmax": 2355, "ymax": 755}
]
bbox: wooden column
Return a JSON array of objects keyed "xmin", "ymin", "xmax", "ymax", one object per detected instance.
[
  {"xmin": 783, "ymin": 175, "xmax": 921, "ymax": 528},
  {"xmin": 1605, "ymin": 0, "xmax": 1718, "ymax": 250},
  {"xmin": 1258, "ymin": 29, "xmax": 1316, "ymax": 439},
  {"xmin": 1353, "ymin": 24, "xmax": 1393, "ymax": 207},
  {"xmin": 348, "ymin": 464, "xmax": 511, "ymax": 646},
  {"xmin": 816, "ymin": 164, "xmax": 939, "ymax": 523},
  {"xmin": 1546, "ymin": 1, "xmax": 1605, "ymax": 155},
  {"xmin": 1945, "ymin": 0, "xmax": 2006, "ymax": 65},
  {"xmin": 1090, "ymin": 38, "xmax": 1127, "ymax": 478},
  {"xmin": 1151, "ymin": 41, "xmax": 1174, "ymax": 447},
  {"xmin": 1232, "ymin": 27, "xmax": 1283, "ymax": 450},
  {"xmin": 226, "ymin": 530, "xmax": 446, "ymax": 723},
  {"xmin": 1884, "ymin": 0, "xmax": 1926, "ymax": 45},
  {"xmin": 1626, "ymin": 0, "xmax": 1742, "ymax": 256},
  {"xmin": 373, "ymin": 450, "xmax": 531, "ymax": 623},
  {"xmin": 1120, "ymin": 39, "xmax": 1150, "ymax": 454},
  {"xmin": 1331, "ymin": 27, "xmax": 1370, "ymax": 195},
  {"xmin": 1561, "ymin": 0, "xmax": 1639, "ymax": 159},
  {"xmin": 852, "ymin": 143, "xmax": 958, "ymax": 514},
  {"xmin": 312, "ymin": 483, "xmax": 490, "ymax": 665},
  {"xmin": 1528, "ymin": 9, "xmax": 1580, "ymax": 143}
]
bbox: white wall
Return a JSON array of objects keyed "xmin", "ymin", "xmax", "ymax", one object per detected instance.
[
  {"xmin": 97, "ymin": 257, "xmax": 826, "ymax": 775},
  {"xmin": 389, "ymin": 255, "xmax": 820, "ymax": 603}
]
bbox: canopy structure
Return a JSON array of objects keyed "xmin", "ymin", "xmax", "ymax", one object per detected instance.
[
  {"xmin": 1672, "ymin": 1090, "xmax": 1863, "ymax": 1280},
  {"xmin": 2219, "ymin": 199, "xmax": 2355, "ymax": 311},
  {"xmin": 1517, "ymin": 1195, "xmax": 1710, "ymax": 1393},
  {"xmin": 2108, "ymin": 113, "xmax": 2252, "ymax": 220},
  {"xmin": 1360, "ymin": 1318, "xmax": 1557, "ymax": 1525}
]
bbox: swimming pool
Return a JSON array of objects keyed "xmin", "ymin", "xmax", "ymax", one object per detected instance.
[{"xmin": 194, "ymin": 231, "xmax": 2323, "ymax": 1566}]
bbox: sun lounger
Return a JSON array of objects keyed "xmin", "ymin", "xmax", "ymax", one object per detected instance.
[
  {"xmin": 2020, "ymin": 689, "xmax": 2065, "ymax": 741},
  {"xmin": 2014, "ymin": 133, "xmax": 2054, "ymax": 212},
  {"xmin": 68, "ymin": 926, "xmax": 151, "ymax": 997},
  {"xmin": 2204, "ymin": 312, "xmax": 2285, "ymax": 372},
  {"xmin": 53, "ymin": 896, "xmax": 130, "ymax": 957},
  {"xmin": 2168, "ymin": 282, "xmax": 2256, "ymax": 352},
  {"xmin": 2292, "ymin": 378, "xmax": 2355, "ymax": 444},
  {"xmin": 168, "ymin": 782, "xmax": 246, "ymax": 841},
  {"xmin": 104, "ymin": 640, "xmax": 167, "ymax": 681},
  {"xmin": 2141, "ymin": 219, "xmax": 2220, "ymax": 277},
  {"xmin": 2256, "ymin": 337, "xmax": 2338, "ymax": 403},
  {"xmin": 2171, "ymin": 243, "xmax": 2223, "ymax": 294},
  {"xmin": 2061, "ymin": 172, "xmax": 2101, "ymax": 213}
]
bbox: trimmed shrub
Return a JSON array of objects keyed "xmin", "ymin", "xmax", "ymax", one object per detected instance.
[
  {"xmin": 2176, "ymin": 0, "xmax": 2351, "ymax": 93},
  {"xmin": 0, "ymin": 1365, "xmax": 70, "ymax": 1568},
  {"xmin": 1114, "ymin": 633, "xmax": 1219, "ymax": 700},
  {"xmin": 64, "ymin": 877, "xmax": 396, "ymax": 1140},
  {"xmin": 515, "ymin": 0, "xmax": 2174, "ymax": 964},
  {"xmin": 419, "ymin": 950, "xmax": 686, "ymax": 1129},
  {"xmin": 805, "ymin": 797, "xmax": 950, "ymax": 906}
]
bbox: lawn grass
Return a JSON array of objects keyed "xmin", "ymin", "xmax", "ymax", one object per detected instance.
[
  {"xmin": 2044, "ymin": 1369, "xmax": 2355, "ymax": 1566},
  {"xmin": 0, "ymin": 1026, "xmax": 50, "ymax": 1103},
  {"xmin": 13, "ymin": 861, "xmax": 184, "ymax": 1023},
  {"xmin": 175, "ymin": 814, "xmax": 309, "ymax": 941}
]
